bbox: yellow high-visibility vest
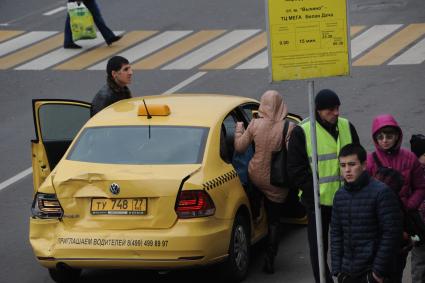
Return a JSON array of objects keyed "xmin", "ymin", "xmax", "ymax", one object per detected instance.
[{"xmin": 300, "ymin": 117, "xmax": 352, "ymax": 206}]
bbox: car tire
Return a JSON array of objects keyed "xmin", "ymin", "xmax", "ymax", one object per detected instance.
[
  {"xmin": 48, "ymin": 265, "xmax": 82, "ymax": 283},
  {"xmin": 222, "ymin": 213, "xmax": 250, "ymax": 282}
]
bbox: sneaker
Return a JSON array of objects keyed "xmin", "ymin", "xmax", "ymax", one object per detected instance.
[
  {"xmin": 107, "ymin": 35, "xmax": 122, "ymax": 46},
  {"xmin": 64, "ymin": 43, "xmax": 82, "ymax": 49}
]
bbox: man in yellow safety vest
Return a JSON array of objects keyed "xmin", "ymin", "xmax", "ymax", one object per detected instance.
[{"xmin": 287, "ymin": 89, "xmax": 359, "ymax": 283}]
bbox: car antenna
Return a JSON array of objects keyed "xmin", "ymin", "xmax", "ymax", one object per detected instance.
[
  {"xmin": 142, "ymin": 99, "xmax": 152, "ymax": 139},
  {"xmin": 142, "ymin": 99, "xmax": 152, "ymax": 119}
]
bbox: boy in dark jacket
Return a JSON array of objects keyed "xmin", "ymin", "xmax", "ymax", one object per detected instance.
[{"xmin": 331, "ymin": 143, "xmax": 402, "ymax": 283}]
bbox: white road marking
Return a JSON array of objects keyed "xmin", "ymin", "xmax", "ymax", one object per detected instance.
[
  {"xmin": 162, "ymin": 29, "xmax": 261, "ymax": 70},
  {"xmin": 236, "ymin": 50, "xmax": 268, "ymax": 69},
  {"xmin": 0, "ymin": 31, "xmax": 58, "ymax": 57},
  {"xmin": 389, "ymin": 37, "xmax": 425, "ymax": 65},
  {"xmin": 0, "ymin": 168, "xmax": 32, "ymax": 192},
  {"xmin": 0, "ymin": 26, "xmax": 423, "ymax": 70},
  {"xmin": 162, "ymin": 72, "xmax": 207, "ymax": 94},
  {"xmin": 0, "ymin": 3, "xmax": 63, "ymax": 25},
  {"xmin": 89, "ymin": 30, "xmax": 192, "ymax": 70},
  {"xmin": 15, "ymin": 31, "xmax": 123, "ymax": 70},
  {"xmin": 43, "ymin": 6, "xmax": 66, "ymax": 16},
  {"xmin": 351, "ymin": 24, "xmax": 402, "ymax": 59}
]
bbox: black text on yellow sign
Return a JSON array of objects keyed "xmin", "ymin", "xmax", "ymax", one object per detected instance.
[
  {"xmin": 91, "ymin": 198, "xmax": 148, "ymax": 215},
  {"xmin": 266, "ymin": 0, "xmax": 350, "ymax": 81}
]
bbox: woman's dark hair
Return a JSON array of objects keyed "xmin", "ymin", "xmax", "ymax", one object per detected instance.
[{"xmin": 339, "ymin": 143, "xmax": 367, "ymax": 163}]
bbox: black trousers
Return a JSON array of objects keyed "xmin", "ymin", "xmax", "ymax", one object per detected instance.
[
  {"xmin": 264, "ymin": 197, "xmax": 283, "ymax": 226},
  {"xmin": 264, "ymin": 198, "xmax": 284, "ymax": 261},
  {"xmin": 392, "ymin": 250, "xmax": 408, "ymax": 283},
  {"xmin": 306, "ymin": 205, "xmax": 334, "ymax": 283}
]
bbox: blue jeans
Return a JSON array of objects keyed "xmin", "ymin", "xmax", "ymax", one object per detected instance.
[{"xmin": 64, "ymin": 0, "xmax": 115, "ymax": 45}]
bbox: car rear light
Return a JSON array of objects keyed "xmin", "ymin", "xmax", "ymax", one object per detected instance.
[
  {"xmin": 175, "ymin": 190, "xmax": 215, "ymax": 219},
  {"xmin": 31, "ymin": 193, "xmax": 64, "ymax": 219}
]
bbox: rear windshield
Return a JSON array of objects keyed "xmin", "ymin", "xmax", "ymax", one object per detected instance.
[{"xmin": 67, "ymin": 126, "xmax": 209, "ymax": 164}]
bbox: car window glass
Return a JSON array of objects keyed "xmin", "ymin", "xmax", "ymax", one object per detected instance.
[
  {"xmin": 220, "ymin": 114, "xmax": 238, "ymax": 163},
  {"xmin": 223, "ymin": 115, "xmax": 236, "ymax": 138},
  {"xmin": 39, "ymin": 104, "xmax": 90, "ymax": 141},
  {"xmin": 67, "ymin": 126, "xmax": 208, "ymax": 164},
  {"xmin": 241, "ymin": 103, "xmax": 259, "ymax": 122}
]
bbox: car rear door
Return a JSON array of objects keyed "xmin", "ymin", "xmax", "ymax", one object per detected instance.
[{"xmin": 31, "ymin": 99, "xmax": 90, "ymax": 192}]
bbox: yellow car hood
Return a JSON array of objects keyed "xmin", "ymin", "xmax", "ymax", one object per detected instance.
[{"xmin": 51, "ymin": 160, "xmax": 201, "ymax": 230}]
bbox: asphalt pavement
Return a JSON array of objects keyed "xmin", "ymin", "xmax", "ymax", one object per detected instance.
[{"xmin": 0, "ymin": 0, "xmax": 423, "ymax": 282}]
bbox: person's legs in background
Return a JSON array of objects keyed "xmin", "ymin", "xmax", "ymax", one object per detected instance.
[
  {"xmin": 263, "ymin": 198, "xmax": 283, "ymax": 274},
  {"xmin": 411, "ymin": 244, "xmax": 425, "ymax": 283},
  {"xmin": 83, "ymin": 0, "xmax": 120, "ymax": 45},
  {"xmin": 307, "ymin": 205, "xmax": 334, "ymax": 283},
  {"xmin": 392, "ymin": 251, "xmax": 408, "ymax": 283},
  {"xmin": 63, "ymin": 14, "xmax": 81, "ymax": 49}
]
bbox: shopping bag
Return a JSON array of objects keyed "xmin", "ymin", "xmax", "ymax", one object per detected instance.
[{"xmin": 67, "ymin": 2, "xmax": 97, "ymax": 41}]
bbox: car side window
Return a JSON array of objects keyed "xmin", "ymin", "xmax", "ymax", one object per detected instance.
[
  {"xmin": 220, "ymin": 114, "xmax": 238, "ymax": 163},
  {"xmin": 39, "ymin": 104, "xmax": 90, "ymax": 141},
  {"xmin": 37, "ymin": 103, "xmax": 91, "ymax": 170},
  {"xmin": 240, "ymin": 103, "xmax": 259, "ymax": 123}
]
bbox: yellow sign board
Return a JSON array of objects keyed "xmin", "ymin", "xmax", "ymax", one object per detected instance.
[{"xmin": 266, "ymin": 0, "xmax": 350, "ymax": 81}]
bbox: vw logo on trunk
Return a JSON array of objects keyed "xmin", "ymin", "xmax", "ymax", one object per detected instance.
[{"xmin": 110, "ymin": 183, "xmax": 120, "ymax": 195}]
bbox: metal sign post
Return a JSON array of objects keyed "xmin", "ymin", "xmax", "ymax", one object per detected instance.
[{"xmin": 308, "ymin": 80, "xmax": 326, "ymax": 283}]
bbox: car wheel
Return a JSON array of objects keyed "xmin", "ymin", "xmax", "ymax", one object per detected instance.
[
  {"xmin": 222, "ymin": 213, "xmax": 250, "ymax": 282},
  {"xmin": 48, "ymin": 265, "xmax": 82, "ymax": 283}
]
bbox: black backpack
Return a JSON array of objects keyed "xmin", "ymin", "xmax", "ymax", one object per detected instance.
[{"xmin": 270, "ymin": 120, "xmax": 290, "ymax": 188}]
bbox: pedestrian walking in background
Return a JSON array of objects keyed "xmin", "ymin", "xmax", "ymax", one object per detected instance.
[
  {"xmin": 410, "ymin": 134, "xmax": 425, "ymax": 283},
  {"xmin": 64, "ymin": 0, "xmax": 122, "ymax": 49},
  {"xmin": 91, "ymin": 56, "xmax": 132, "ymax": 116},
  {"xmin": 366, "ymin": 114, "xmax": 425, "ymax": 283},
  {"xmin": 234, "ymin": 90, "xmax": 295, "ymax": 274},
  {"xmin": 331, "ymin": 143, "xmax": 402, "ymax": 283},
  {"xmin": 287, "ymin": 89, "xmax": 359, "ymax": 283}
]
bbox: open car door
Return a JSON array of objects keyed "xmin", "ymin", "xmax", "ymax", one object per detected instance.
[{"xmin": 31, "ymin": 99, "xmax": 91, "ymax": 193}]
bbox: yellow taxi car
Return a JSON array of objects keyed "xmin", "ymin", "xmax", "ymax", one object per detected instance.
[{"xmin": 30, "ymin": 94, "xmax": 303, "ymax": 283}]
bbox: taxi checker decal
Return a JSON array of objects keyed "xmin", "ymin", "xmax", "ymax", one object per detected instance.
[{"xmin": 203, "ymin": 170, "xmax": 238, "ymax": 191}]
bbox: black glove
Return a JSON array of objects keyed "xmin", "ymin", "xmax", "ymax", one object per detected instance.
[
  {"xmin": 337, "ymin": 272, "xmax": 349, "ymax": 283},
  {"xmin": 366, "ymin": 271, "xmax": 382, "ymax": 283}
]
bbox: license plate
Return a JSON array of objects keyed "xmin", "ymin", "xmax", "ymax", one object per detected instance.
[{"xmin": 91, "ymin": 198, "xmax": 147, "ymax": 215}]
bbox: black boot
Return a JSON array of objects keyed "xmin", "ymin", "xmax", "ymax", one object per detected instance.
[
  {"xmin": 263, "ymin": 252, "xmax": 275, "ymax": 274},
  {"xmin": 64, "ymin": 42, "xmax": 82, "ymax": 49},
  {"xmin": 263, "ymin": 223, "xmax": 280, "ymax": 274}
]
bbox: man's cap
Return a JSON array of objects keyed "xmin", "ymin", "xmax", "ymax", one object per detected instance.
[
  {"xmin": 315, "ymin": 89, "xmax": 340, "ymax": 110},
  {"xmin": 106, "ymin": 56, "xmax": 129, "ymax": 77},
  {"xmin": 410, "ymin": 134, "xmax": 425, "ymax": 157}
]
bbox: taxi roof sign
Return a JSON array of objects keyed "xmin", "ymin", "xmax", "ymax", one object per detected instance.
[{"xmin": 138, "ymin": 103, "xmax": 171, "ymax": 116}]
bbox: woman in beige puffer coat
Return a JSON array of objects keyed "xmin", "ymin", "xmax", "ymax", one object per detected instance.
[{"xmin": 234, "ymin": 90, "xmax": 294, "ymax": 274}]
